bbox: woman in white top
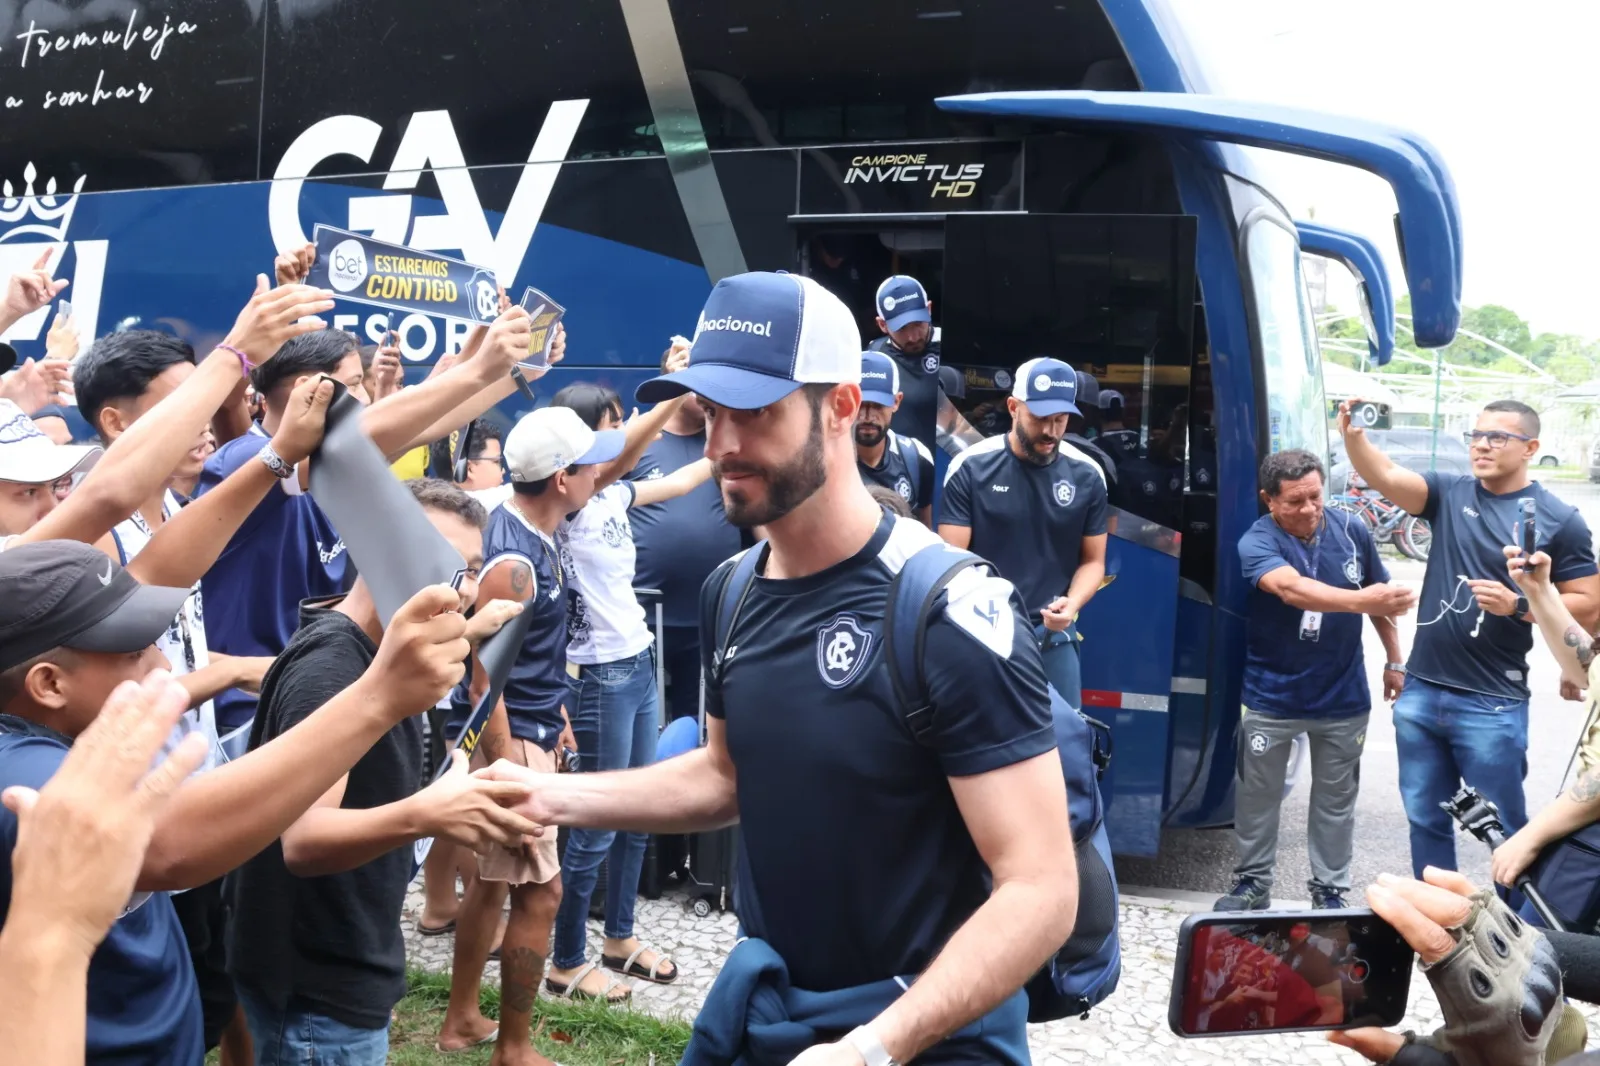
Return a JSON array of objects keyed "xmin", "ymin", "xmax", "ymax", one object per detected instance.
[
  {"xmin": 546, "ymin": 383, "xmax": 713, "ymax": 1002},
  {"xmin": 1493, "ymin": 544, "xmax": 1600, "ymax": 897}
]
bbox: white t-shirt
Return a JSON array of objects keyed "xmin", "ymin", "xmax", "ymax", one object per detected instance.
[
  {"xmin": 559, "ymin": 482, "xmax": 652, "ymax": 665},
  {"xmin": 111, "ymin": 490, "xmax": 224, "ymax": 773}
]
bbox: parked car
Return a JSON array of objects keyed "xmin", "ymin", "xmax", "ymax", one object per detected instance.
[
  {"xmin": 1589, "ymin": 437, "xmax": 1600, "ymax": 483},
  {"xmin": 1330, "ymin": 428, "xmax": 1472, "ymax": 487}
]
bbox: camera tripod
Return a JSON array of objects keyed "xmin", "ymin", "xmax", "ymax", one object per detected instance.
[{"xmin": 1441, "ymin": 787, "xmax": 1566, "ymax": 931}]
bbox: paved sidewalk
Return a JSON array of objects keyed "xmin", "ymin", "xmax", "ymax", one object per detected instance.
[{"xmin": 406, "ymin": 884, "xmax": 1599, "ymax": 1064}]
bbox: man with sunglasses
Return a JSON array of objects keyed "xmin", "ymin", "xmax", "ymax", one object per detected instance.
[{"xmin": 1338, "ymin": 398, "xmax": 1600, "ymax": 879}]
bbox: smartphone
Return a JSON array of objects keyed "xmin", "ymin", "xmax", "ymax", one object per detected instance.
[
  {"xmin": 58, "ymin": 298, "xmax": 72, "ymax": 319},
  {"xmin": 1169, "ymin": 909, "xmax": 1413, "ymax": 1038},
  {"xmin": 1519, "ymin": 497, "xmax": 1537, "ymax": 558}
]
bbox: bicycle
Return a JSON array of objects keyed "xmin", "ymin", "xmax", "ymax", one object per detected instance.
[{"xmin": 1328, "ymin": 492, "xmax": 1432, "ymax": 561}]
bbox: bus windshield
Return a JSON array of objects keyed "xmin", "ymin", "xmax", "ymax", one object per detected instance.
[{"xmin": 1246, "ymin": 215, "xmax": 1329, "ymax": 463}]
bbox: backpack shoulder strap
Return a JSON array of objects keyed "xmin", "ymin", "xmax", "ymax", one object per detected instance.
[
  {"xmin": 895, "ymin": 432, "xmax": 923, "ymax": 478},
  {"xmin": 710, "ymin": 542, "xmax": 768, "ymax": 688},
  {"xmin": 884, "ymin": 542, "xmax": 987, "ymax": 741}
]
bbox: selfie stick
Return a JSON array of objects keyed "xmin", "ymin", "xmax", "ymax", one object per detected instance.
[{"xmin": 1442, "ymin": 787, "xmax": 1566, "ymax": 931}]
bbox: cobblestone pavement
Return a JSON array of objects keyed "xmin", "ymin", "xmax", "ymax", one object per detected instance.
[{"xmin": 406, "ymin": 883, "xmax": 1599, "ymax": 1065}]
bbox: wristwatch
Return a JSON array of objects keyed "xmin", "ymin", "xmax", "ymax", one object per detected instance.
[
  {"xmin": 1514, "ymin": 594, "xmax": 1530, "ymax": 619},
  {"xmin": 844, "ymin": 1026, "xmax": 898, "ymax": 1066},
  {"xmin": 1384, "ymin": 662, "xmax": 1406, "ymax": 673},
  {"xmin": 256, "ymin": 442, "xmax": 295, "ymax": 480}
]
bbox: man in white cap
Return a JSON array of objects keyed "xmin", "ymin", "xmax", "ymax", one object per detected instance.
[
  {"xmin": 867, "ymin": 275, "xmax": 943, "ymax": 452},
  {"xmin": 940, "ymin": 358, "xmax": 1110, "ymax": 710},
  {"xmin": 479, "ymin": 271, "xmax": 1076, "ymax": 1066},
  {"xmin": 439, "ymin": 405, "xmax": 627, "ymax": 1065},
  {"xmin": 0, "ymin": 400, "xmax": 100, "ymax": 543}
]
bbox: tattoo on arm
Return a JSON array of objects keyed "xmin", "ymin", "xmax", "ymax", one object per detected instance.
[
  {"xmin": 508, "ymin": 563, "xmax": 531, "ymax": 600},
  {"xmin": 1562, "ymin": 624, "xmax": 1596, "ymax": 668},
  {"xmin": 1569, "ymin": 767, "xmax": 1600, "ymax": 805}
]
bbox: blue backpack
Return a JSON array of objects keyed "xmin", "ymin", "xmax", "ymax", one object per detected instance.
[{"xmin": 713, "ymin": 540, "xmax": 1123, "ymax": 1022}]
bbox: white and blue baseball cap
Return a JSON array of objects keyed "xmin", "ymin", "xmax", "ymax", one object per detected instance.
[
  {"xmin": 875, "ymin": 275, "xmax": 931, "ymax": 333},
  {"xmin": 635, "ymin": 272, "xmax": 860, "ymax": 411},
  {"xmin": 1012, "ymin": 357, "xmax": 1081, "ymax": 417},
  {"xmin": 504, "ymin": 405, "xmax": 625, "ymax": 482},
  {"xmin": 859, "ymin": 351, "xmax": 900, "ymax": 407}
]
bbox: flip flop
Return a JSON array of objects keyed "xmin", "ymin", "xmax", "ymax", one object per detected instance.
[
  {"xmin": 543, "ymin": 961, "xmax": 632, "ymax": 1004},
  {"xmin": 417, "ymin": 918, "xmax": 457, "ymax": 937},
  {"xmin": 602, "ymin": 945, "xmax": 678, "ymax": 984},
  {"xmin": 434, "ymin": 1028, "xmax": 497, "ymax": 1054}
]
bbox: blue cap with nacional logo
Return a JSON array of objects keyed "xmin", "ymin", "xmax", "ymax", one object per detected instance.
[
  {"xmin": 1012, "ymin": 357, "xmax": 1080, "ymax": 417},
  {"xmin": 859, "ymin": 351, "xmax": 900, "ymax": 408},
  {"xmin": 635, "ymin": 272, "xmax": 860, "ymax": 410},
  {"xmin": 875, "ymin": 275, "xmax": 931, "ymax": 333}
]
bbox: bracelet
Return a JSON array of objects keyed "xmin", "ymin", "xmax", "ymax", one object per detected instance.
[
  {"xmin": 216, "ymin": 344, "xmax": 254, "ymax": 378},
  {"xmin": 256, "ymin": 442, "xmax": 295, "ymax": 480},
  {"xmin": 1384, "ymin": 662, "xmax": 1406, "ymax": 673}
]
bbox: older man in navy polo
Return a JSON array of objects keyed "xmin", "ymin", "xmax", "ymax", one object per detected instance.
[{"xmin": 939, "ymin": 357, "xmax": 1109, "ymax": 708}]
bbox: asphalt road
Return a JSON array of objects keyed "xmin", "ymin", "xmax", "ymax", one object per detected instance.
[{"xmin": 1118, "ymin": 474, "xmax": 1600, "ymax": 905}]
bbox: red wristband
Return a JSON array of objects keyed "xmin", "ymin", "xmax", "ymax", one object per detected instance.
[{"xmin": 217, "ymin": 344, "xmax": 254, "ymax": 378}]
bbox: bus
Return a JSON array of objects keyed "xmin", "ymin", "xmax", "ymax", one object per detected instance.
[{"xmin": 0, "ymin": 0, "xmax": 1461, "ymax": 857}]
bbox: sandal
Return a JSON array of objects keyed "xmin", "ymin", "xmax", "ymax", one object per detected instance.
[
  {"xmin": 417, "ymin": 918, "xmax": 457, "ymax": 937},
  {"xmin": 602, "ymin": 945, "xmax": 678, "ymax": 984},
  {"xmin": 434, "ymin": 1028, "xmax": 497, "ymax": 1054},
  {"xmin": 544, "ymin": 961, "xmax": 632, "ymax": 1004}
]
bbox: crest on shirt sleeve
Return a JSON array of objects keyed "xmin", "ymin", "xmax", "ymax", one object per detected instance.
[
  {"xmin": 816, "ymin": 614, "xmax": 874, "ymax": 689},
  {"xmin": 942, "ymin": 570, "xmax": 1016, "ymax": 659}
]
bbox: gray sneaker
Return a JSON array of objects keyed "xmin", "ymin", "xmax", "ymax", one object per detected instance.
[{"xmin": 1214, "ymin": 877, "xmax": 1271, "ymax": 912}]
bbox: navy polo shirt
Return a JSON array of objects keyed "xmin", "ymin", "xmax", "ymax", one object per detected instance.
[
  {"xmin": 867, "ymin": 336, "xmax": 941, "ymax": 449},
  {"xmin": 482, "ymin": 498, "xmax": 570, "ymax": 748},
  {"xmin": 0, "ymin": 732, "xmax": 203, "ymax": 1065},
  {"xmin": 625, "ymin": 428, "xmax": 741, "ymax": 628},
  {"xmin": 1238, "ymin": 510, "xmax": 1388, "ymax": 718},
  {"xmin": 1410, "ymin": 473, "xmax": 1597, "ymax": 700},
  {"xmin": 858, "ymin": 430, "xmax": 935, "ymax": 514},
  {"xmin": 196, "ymin": 426, "xmax": 351, "ymax": 731},
  {"xmin": 701, "ymin": 515, "xmax": 1054, "ymax": 992},
  {"xmin": 941, "ymin": 435, "xmax": 1109, "ymax": 615}
]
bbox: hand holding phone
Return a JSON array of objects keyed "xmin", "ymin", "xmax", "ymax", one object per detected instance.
[{"xmin": 1169, "ymin": 908, "xmax": 1413, "ymax": 1038}]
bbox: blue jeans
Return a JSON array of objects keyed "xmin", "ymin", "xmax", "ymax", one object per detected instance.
[
  {"xmin": 237, "ymin": 984, "xmax": 388, "ymax": 1066},
  {"xmin": 553, "ymin": 648, "xmax": 660, "ymax": 969},
  {"xmin": 1037, "ymin": 622, "xmax": 1082, "ymax": 710},
  {"xmin": 1393, "ymin": 675, "xmax": 1530, "ymax": 877}
]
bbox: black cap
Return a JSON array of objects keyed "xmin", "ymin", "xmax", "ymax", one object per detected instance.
[
  {"xmin": 0, "ymin": 342, "xmax": 16, "ymax": 375},
  {"xmin": 937, "ymin": 364, "xmax": 966, "ymax": 400},
  {"xmin": 0, "ymin": 541, "xmax": 190, "ymax": 672}
]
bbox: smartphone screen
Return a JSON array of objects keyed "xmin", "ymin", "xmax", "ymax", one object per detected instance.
[{"xmin": 1169, "ymin": 909, "xmax": 1413, "ymax": 1038}]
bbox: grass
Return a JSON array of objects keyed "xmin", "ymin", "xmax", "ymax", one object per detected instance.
[{"xmin": 206, "ymin": 969, "xmax": 693, "ymax": 1066}]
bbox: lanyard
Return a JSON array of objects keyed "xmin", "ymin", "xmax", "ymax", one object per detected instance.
[{"xmin": 1276, "ymin": 518, "xmax": 1322, "ymax": 582}]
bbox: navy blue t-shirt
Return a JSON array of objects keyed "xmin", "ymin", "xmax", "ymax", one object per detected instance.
[
  {"xmin": 701, "ymin": 515, "xmax": 1054, "ymax": 992},
  {"xmin": 0, "ymin": 730, "xmax": 203, "ymax": 1065},
  {"xmin": 196, "ymin": 426, "xmax": 350, "ymax": 730},
  {"xmin": 867, "ymin": 336, "xmax": 941, "ymax": 449},
  {"xmin": 858, "ymin": 430, "xmax": 935, "ymax": 514},
  {"xmin": 1238, "ymin": 510, "xmax": 1388, "ymax": 718},
  {"xmin": 482, "ymin": 498, "xmax": 569, "ymax": 748},
  {"xmin": 1410, "ymin": 473, "xmax": 1598, "ymax": 700},
  {"xmin": 625, "ymin": 428, "xmax": 741, "ymax": 627},
  {"xmin": 941, "ymin": 435, "xmax": 1110, "ymax": 615}
]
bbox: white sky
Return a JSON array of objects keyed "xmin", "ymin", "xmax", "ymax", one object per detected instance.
[{"xmin": 1166, "ymin": 0, "xmax": 1600, "ymax": 340}]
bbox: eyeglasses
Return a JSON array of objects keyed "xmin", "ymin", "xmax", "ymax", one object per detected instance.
[{"xmin": 1463, "ymin": 430, "xmax": 1532, "ymax": 449}]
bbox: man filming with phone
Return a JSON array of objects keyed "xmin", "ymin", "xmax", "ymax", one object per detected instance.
[{"xmin": 1337, "ymin": 398, "xmax": 1600, "ymax": 879}]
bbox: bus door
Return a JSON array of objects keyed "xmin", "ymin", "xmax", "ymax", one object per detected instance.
[{"xmin": 941, "ymin": 212, "xmax": 1198, "ymax": 857}]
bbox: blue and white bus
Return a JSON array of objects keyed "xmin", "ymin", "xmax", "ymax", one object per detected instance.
[{"xmin": 0, "ymin": 0, "xmax": 1460, "ymax": 857}]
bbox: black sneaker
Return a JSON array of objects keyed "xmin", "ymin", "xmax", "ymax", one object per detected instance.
[
  {"xmin": 1213, "ymin": 877, "xmax": 1271, "ymax": 912},
  {"xmin": 1311, "ymin": 886, "xmax": 1348, "ymax": 910}
]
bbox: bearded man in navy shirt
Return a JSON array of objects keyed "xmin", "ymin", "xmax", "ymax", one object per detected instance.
[
  {"xmin": 1340, "ymin": 397, "xmax": 1600, "ymax": 877},
  {"xmin": 481, "ymin": 272, "xmax": 1077, "ymax": 1066}
]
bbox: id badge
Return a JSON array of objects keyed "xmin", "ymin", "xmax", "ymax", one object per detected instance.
[{"xmin": 1299, "ymin": 610, "xmax": 1323, "ymax": 642}]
